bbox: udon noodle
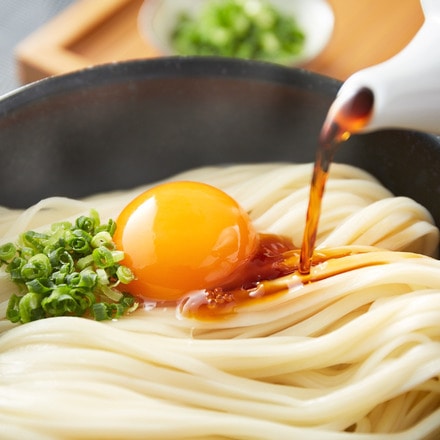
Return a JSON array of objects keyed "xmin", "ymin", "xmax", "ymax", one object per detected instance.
[{"xmin": 1, "ymin": 163, "xmax": 439, "ymax": 439}]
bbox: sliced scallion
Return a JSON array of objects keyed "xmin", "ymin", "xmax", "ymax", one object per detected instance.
[{"xmin": 1, "ymin": 210, "xmax": 138, "ymax": 324}]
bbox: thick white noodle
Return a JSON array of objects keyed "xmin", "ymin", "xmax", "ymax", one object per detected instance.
[{"xmin": 0, "ymin": 163, "xmax": 439, "ymax": 439}]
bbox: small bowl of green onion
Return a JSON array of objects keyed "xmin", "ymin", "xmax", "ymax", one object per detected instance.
[{"xmin": 139, "ymin": 0, "xmax": 334, "ymax": 66}]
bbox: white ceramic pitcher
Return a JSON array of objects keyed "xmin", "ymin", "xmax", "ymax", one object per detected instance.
[{"xmin": 324, "ymin": 0, "xmax": 440, "ymax": 135}]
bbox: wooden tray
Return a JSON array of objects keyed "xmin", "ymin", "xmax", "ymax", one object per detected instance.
[{"xmin": 15, "ymin": 0, "xmax": 423, "ymax": 85}]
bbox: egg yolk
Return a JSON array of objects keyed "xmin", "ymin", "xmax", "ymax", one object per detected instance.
[{"xmin": 113, "ymin": 181, "xmax": 258, "ymax": 302}]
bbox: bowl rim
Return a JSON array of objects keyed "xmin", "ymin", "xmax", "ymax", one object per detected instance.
[
  {"xmin": 0, "ymin": 56, "xmax": 342, "ymax": 113},
  {"xmin": 2, "ymin": 55, "xmax": 439, "ymax": 146}
]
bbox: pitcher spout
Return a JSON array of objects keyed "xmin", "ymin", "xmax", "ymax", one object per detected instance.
[{"xmin": 323, "ymin": 0, "xmax": 440, "ymax": 136}]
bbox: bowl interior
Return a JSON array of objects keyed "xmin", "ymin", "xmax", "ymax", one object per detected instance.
[{"xmin": 1, "ymin": 57, "xmax": 440, "ymax": 229}]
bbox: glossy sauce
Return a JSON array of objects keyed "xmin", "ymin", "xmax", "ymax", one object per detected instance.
[
  {"xmin": 179, "ymin": 233, "xmax": 300, "ymax": 320},
  {"xmin": 299, "ymin": 87, "xmax": 374, "ymax": 274},
  {"xmin": 178, "ymin": 242, "xmax": 377, "ymax": 321}
]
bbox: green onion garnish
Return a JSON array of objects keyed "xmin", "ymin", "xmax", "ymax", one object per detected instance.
[{"xmin": 1, "ymin": 209, "xmax": 138, "ymax": 324}]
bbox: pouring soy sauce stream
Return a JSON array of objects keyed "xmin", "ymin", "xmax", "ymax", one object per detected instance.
[
  {"xmin": 299, "ymin": 89, "xmax": 374, "ymax": 274},
  {"xmin": 298, "ymin": 0, "xmax": 440, "ymax": 274}
]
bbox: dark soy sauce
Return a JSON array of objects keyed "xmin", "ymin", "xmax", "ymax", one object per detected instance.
[
  {"xmin": 180, "ymin": 243, "xmax": 361, "ymax": 321},
  {"xmin": 299, "ymin": 87, "xmax": 375, "ymax": 274},
  {"xmin": 179, "ymin": 233, "xmax": 298, "ymax": 320}
]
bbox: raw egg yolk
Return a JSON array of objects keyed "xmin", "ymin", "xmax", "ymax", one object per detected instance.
[{"xmin": 113, "ymin": 181, "xmax": 258, "ymax": 302}]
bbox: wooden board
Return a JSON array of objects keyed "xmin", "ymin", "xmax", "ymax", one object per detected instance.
[{"xmin": 15, "ymin": 0, "xmax": 424, "ymax": 85}]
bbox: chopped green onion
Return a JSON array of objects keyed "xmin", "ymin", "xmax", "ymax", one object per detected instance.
[
  {"xmin": 7, "ymin": 257, "xmax": 26, "ymax": 281},
  {"xmin": 70, "ymin": 287, "xmax": 96, "ymax": 311},
  {"xmin": 26, "ymin": 278, "xmax": 54, "ymax": 294},
  {"xmin": 19, "ymin": 292, "xmax": 45, "ymax": 323},
  {"xmin": 171, "ymin": 0, "xmax": 305, "ymax": 65},
  {"xmin": 112, "ymin": 250, "xmax": 124, "ymax": 263},
  {"xmin": 76, "ymin": 254, "xmax": 94, "ymax": 270},
  {"xmin": 6, "ymin": 294, "xmax": 21, "ymax": 323},
  {"xmin": 0, "ymin": 242, "xmax": 16, "ymax": 264},
  {"xmin": 91, "ymin": 295, "xmax": 137, "ymax": 321},
  {"xmin": 20, "ymin": 254, "xmax": 52, "ymax": 281},
  {"xmin": 116, "ymin": 265, "xmax": 135, "ymax": 284},
  {"xmin": 100, "ymin": 284, "xmax": 123, "ymax": 302},
  {"xmin": 75, "ymin": 214, "xmax": 96, "ymax": 233},
  {"xmin": 19, "ymin": 231, "xmax": 49, "ymax": 253},
  {"xmin": 2, "ymin": 210, "xmax": 138, "ymax": 324},
  {"xmin": 48, "ymin": 248, "xmax": 74, "ymax": 270},
  {"xmin": 41, "ymin": 286, "xmax": 81, "ymax": 317},
  {"xmin": 95, "ymin": 218, "xmax": 116, "ymax": 236},
  {"xmin": 91, "ymin": 302, "xmax": 110, "ymax": 321},
  {"xmin": 66, "ymin": 229, "xmax": 92, "ymax": 254},
  {"xmin": 93, "ymin": 247, "xmax": 125, "ymax": 268},
  {"xmin": 96, "ymin": 268, "xmax": 110, "ymax": 285},
  {"xmin": 93, "ymin": 246, "xmax": 114, "ymax": 268},
  {"xmin": 91, "ymin": 231, "xmax": 114, "ymax": 249}
]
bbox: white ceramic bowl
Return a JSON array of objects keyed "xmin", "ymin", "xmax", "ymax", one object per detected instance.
[{"xmin": 138, "ymin": 0, "xmax": 334, "ymax": 66}]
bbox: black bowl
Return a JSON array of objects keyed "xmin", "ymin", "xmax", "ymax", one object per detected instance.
[{"xmin": 1, "ymin": 57, "xmax": 440, "ymax": 227}]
